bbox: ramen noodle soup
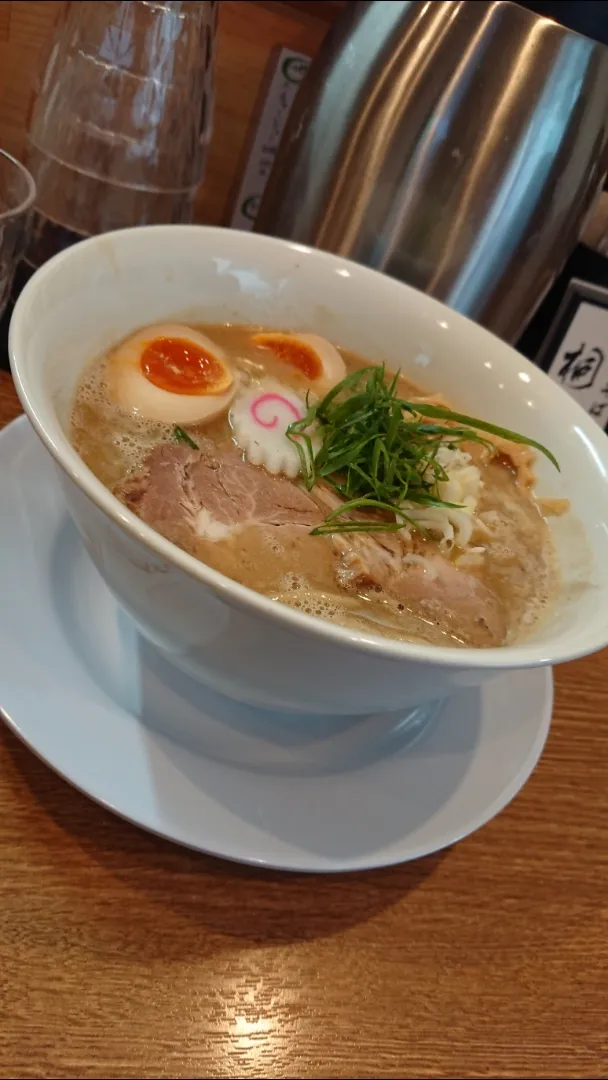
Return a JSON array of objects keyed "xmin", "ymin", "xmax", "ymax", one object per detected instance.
[{"xmin": 70, "ymin": 322, "xmax": 565, "ymax": 648}]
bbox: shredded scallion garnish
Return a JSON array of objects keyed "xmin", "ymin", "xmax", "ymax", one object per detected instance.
[
  {"xmin": 286, "ymin": 366, "xmax": 558, "ymax": 535},
  {"xmin": 173, "ymin": 425, "xmax": 199, "ymax": 450}
]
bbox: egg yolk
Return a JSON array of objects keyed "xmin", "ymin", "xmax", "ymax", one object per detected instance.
[
  {"xmin": 140, "ymin": 336, "xmax": 232, "ymax": 396},
  {"xmin": 253, "ymin": 333, "xmax": 323, "ymax": 381}
]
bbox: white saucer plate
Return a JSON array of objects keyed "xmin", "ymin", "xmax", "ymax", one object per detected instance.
[{"xmin": 0, "ymin": 417, "xmax": 553, "ymax": 872}]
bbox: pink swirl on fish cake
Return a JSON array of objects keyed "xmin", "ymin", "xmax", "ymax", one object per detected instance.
[{"xmin": 250, "ymin": 392, "xmax": 303, "ymax": 429}]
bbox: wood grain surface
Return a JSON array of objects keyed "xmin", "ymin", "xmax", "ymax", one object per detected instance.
[{"xmin": 0, "ymin": 370, "xmax": 606, "ymax": 1080}]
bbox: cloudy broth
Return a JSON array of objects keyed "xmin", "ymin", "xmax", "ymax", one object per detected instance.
[{"xmin": 70, "ymin": 323, "xmax": 558, "ymax": 648}]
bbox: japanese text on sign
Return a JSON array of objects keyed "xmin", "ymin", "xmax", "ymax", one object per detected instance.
[
  {"xmin": 230, "ymin": 49, "xmax": 310, "ymax": 231},
  {"xmin": 547, "ymin": 299, "xmax": 608, "ymax": 430}
]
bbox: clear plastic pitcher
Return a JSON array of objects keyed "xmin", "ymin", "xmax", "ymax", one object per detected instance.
[{"xmin": 24, "ymin": 0, "xmax": 217, "ymax": 271}]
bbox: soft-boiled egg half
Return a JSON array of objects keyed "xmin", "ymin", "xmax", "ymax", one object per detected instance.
[
  {"xmin": 252, "ymin": 331, "xmax": 346, "ymax": 392},
  {"xmin": 107, "ymin": 323, "xmax": 237, "ymax": 424}
]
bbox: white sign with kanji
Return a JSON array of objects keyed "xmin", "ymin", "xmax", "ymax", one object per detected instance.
[
  {"xmin": 230, "ymin": 49, "xmax": 310, "ymax": 231},
  {"xmin": 546, "ymin": 300, "xmax": 608, "ymax": 429}
]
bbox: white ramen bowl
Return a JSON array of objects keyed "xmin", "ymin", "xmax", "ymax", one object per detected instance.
[{"xmin": 9, "ymin": 226, "xmax": 608, "ymax": 714}]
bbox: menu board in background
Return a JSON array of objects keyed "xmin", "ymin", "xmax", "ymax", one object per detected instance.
[
  {"xmin": 229, "ymin": 47, "xmax": 310, "ymax": 231},
  {"xmin": 537, "ymin": 279, "xmax": 608, "ymax": 432}
]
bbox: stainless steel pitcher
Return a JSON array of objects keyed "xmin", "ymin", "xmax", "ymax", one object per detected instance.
[{"xmin": 256, "ymin": 0, "xmax": 608, "ymax": 343}]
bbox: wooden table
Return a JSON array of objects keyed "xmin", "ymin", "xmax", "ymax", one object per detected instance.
[{"xmin": 0, "ymin": 370, "xmax": 606, "ymax": 1080}]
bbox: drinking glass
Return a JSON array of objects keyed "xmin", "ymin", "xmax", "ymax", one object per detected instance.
[
  {"xmin": 0, "ymin": 150, "xmax": 35, "ymax": 318},
  {"xmin": 24, "ymin": 0, "xmax": 217, "ymax": 272}
]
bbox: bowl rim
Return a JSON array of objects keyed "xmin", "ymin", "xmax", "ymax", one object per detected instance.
[{"xmin": 9, "ymin": 223, "xmax": 608, "ymax": 670}]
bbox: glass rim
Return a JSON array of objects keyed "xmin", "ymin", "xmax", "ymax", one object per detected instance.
[{"xmin": 0, "ymin": 149, "xmax": 37, "ymax": 223}]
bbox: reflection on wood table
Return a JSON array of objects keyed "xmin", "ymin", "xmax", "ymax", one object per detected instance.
[{"xmin": 0, "ymin": 370, "xmax": 606, "ymax": 1080}]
